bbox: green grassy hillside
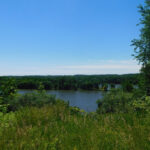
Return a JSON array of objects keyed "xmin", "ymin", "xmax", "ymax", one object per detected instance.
[{"xmin": 0, "ymin": 102, "xmax": 150, "ymax": 150}]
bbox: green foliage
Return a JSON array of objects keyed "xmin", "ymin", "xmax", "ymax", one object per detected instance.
[
  {"xmin": 131, "ymin": 96, "xmax": 150, "ymax": 113},
  {"xmin": 131, "ymin": 0, "xmax": 150, "ymax": 95},
  {"xmin": 0, "ymin": 80, "xmax": 58, "ymax": 112},
  {"xmin": 0, "ymin": 112, "xmax": 16, "ymax": 128},
  {"xmin": 110, "ymin": 83, "xmax": 115, "ymax": 89},
  {"xmin": 121, "ymin": 81, "xmax": 134, "ymax": 92},
  {"xmin": 0, "ymin": 104, "xmax": 150, "ymax": 149},
  {"xmin": 97, "ymin": 89, "xmax": 133, "ymax": 113},
  {"xmin": 101, "ymin": 83, "xmax": 108, "ymax": 91},
  {"xmin": 0, "ymin": 97, "xmax": 8, "ymax": 113},
  {"xmin": 0, "ymin": 78, "xmax": 17, "ymax": 99},
  {"xmin": 37, "ymin": 82, "xmax": 45, "ymax": 91},
  {"xmin": 132, "ymin": 0, "xmax": 150, "ymax": 65},
  {"xmin": 0, "ymin": 74, "xmax": 139, "ymax": 90},
  {"xmin": 37, "ymin": 82, "xmax": 46, "ymax": 95},
  {"xmin": 0, "ymin": 78, "xmax": 17, "ymax": 112},
  {"xmin": 141, "ymin": 63, "xmax": 150, "ymax": 95},
  {"xmin": 0, "ymin": 79, "xmax": 149, "ymax": 149},
  {"xmin": 97, "ymin": 87, "xmax": 150, "ymax": 114},
  {"xmin": 7, "ymin": 92, "xmax": 57, "ymax": 111}
]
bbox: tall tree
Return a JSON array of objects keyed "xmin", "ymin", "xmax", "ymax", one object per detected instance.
[{"xmin": 132, "ymin": 0, "xmax": 150, "ymax": 95}]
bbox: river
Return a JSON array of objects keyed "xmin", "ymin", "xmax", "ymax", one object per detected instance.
[{"xmin": 18, "ymin": 90, "xmax": 105, "ymax": 112}]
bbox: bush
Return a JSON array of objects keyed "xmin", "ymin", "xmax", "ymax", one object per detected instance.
[
  {"xmin": 100, "ymin": 83, "xmax": 108, "ymax": 91},
  {"xmin": 7, "ymin": 92, "xmax": 57, "ymax": 111},
  {"xmin": 131, "ymin": 96, "xmax": 150, "ymax": 114},
  {"xmin": 0, "ymin": 79, "xmax": 17, "ymax": 99},
  {"xmin": 0, "ymin": 97, "xmax": 8, "ymax": 113},
  {"xmin": 110, "ymin": 83, "xmax": 115, "ymax": 89},
  {"xmin": 0, "ymin": 81, "xmax": 58, "ymax": 112},
  {"xmin": 97, "ymin": 89, "xmax": 133, "ymax": 113},
  {"xmin": 0, "ymin": 79, "xmax": 17, "ymax": 112},
  {"xmin": 121, "ymin": 81, "xmax": 134, "ymax": 92}
]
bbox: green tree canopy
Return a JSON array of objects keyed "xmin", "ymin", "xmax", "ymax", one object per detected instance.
[{"xmin": 132, "ymin": 0, "xmax": 150, "ymax": 95}]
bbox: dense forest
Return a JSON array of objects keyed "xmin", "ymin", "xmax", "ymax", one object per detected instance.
[{"xmin": 0, "ymin": 74, "xmax": 140, "ymax": 90}]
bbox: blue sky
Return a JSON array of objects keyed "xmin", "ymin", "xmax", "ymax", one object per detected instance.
[{"xmin": 0, "ymin": 0, "xmax": 144, "ymax": 75}]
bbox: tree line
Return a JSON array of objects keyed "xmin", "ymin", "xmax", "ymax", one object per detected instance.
[{"xmin": 0, "ymin": 74, "xmax": 139, "ymax": 90}]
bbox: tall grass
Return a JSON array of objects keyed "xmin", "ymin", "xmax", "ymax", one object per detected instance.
[{"xmin": 0, "ymin": 103, "xmax": 150, "ymax": 150}]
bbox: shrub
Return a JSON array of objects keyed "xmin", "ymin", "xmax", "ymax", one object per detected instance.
[
  {"xmin": 0, "ymin": 78, "xmax": 17, "ymax": 99},
  {"xmin": 110, "ymin": 83, "xmax": 115, "ymax": 89},
  {"xmin": 101, "ymin": 84, "xmax": 108, "ymax": 91},
  {"xmin": 0, "ymin": 79, "xmax": 17, "ymax": 112},
  {"xmin": 131, "ymin": 96, "xmax": 150, "ymax": 113},
  {"xmin": 0, "ymin": 97, "xmax": 8, "ymax": 113},
  {"xmin": 97, "ymin": 89, "xmax": 133, "ymax": 113},
  {"xmin": 7, "ymin": 92, "xmax": 57, "ymax": 111},
  {"xmin": 121, "ymin": 81, "xmax": 134, "ymax": 92}
]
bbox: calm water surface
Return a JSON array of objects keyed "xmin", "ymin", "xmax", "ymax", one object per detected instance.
[{"xmin": 18, "ymin": 90, "xmax": 105, "ymax": 112}]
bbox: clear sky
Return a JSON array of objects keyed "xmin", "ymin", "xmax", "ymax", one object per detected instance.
[{"xmin": 0, "ymin": 0, "xmax": 144, "ymax": 75}]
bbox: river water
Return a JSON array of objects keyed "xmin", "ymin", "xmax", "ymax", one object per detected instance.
[{"xmin": 18, "ymin": 90, "xmax": 105, "ymax": 112}]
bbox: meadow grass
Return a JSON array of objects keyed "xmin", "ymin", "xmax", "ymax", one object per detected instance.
[{"xmin": 0, "ymin": 102, "xmax": 150, "ymax": 150}]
